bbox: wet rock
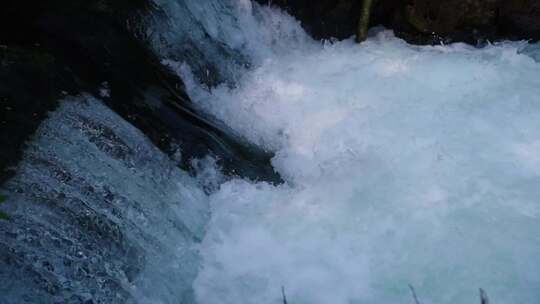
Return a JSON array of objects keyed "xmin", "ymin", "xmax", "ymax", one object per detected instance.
[
  {"xmin": 499, "ymin": 0, "xmax": 540, "ymax": 40},
  {"xmin": 520, "ymin": 42, "xmax": 540, "ymax": 62},
  {"xmin": 0, "ymin": 0, "xmax": 281, "ymax": 185},
  {"xmin": 254, "ymin": 0, "xmax": 363, "ymax": 40},
  {"xmin": 0, "ymin": 47, "xmax": 79, "ymax": 184},
  {"xmin": 259, "ymin": 0, "xmax": 540, "ymax": 44},
  {"xmin": 402, "ymin": 0, "xmax": 498, "ymax": 44}
]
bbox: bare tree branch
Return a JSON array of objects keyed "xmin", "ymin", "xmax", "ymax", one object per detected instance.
[
  {"xmin": 281, "ymin": 286, "xmax": 288, "ymax": 304},
  {"xmin": 480, "ymin": 288, "xmax": 490, "ymax": 304},
  {"xmin": 408, "ymin": 284, "xmax": 421, "ymax": 304}
]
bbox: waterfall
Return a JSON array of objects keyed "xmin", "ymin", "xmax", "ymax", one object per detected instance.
[
  {"xmin": 170, "ymin": 6, "xmax": 540, "ymax": 304},
  {"xmin": 145, "ymin": 0, "xmax": 311, "ymax": 85},
  {"xmin": 0, "ymin": 96, "xmax": 209, "ymax": 303},
  {"xmin": 2, "ymin": 1, "xmax": 540, "ymax": 304}
]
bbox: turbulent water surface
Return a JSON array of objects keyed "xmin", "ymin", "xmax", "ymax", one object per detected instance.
[
  {"xmin": 173, "ymin": 2, "xmax": 540, "ymax": 304},
  {"xmin": 2, "ymin": 1, "xmax": 540, "ymax": 304},
  {"xmin": 0, "ymin": 97, "xmax": 210, "ymax": 303}
]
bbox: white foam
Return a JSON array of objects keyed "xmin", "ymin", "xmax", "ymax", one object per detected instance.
[
  {"xmin": 0, "ymin": 95, "xmax": 211, "ymax": 303},
  {"xmin": 173, "ymin": 6, "xmax": 540, "ymax": 304}
]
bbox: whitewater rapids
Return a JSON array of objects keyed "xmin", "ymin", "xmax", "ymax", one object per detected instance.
[
  {"xmin": 169, "ymin": 2, "xmax": 540, "ymax": 304},
  {"xmin": 1, "ymin": 1, "xmax": 539, "ymax": 303}
]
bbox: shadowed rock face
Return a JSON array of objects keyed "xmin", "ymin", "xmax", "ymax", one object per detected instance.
[
  {"xmin": 0, "ymin": 47, "xmax": 79, "ymax": 184},
  {"xmin": 252, "ymin": 0, "xmax": 366, "ymax": 40},
  {"xmin": 257, "ymin": 0, "xmax": 540, "ymax": 44},
  {"xmin": 399, "ymin": 0, "xmax": 499, "ymax": 44},
  {"xmin": 499, "ymin": 0, "xmax": 540, "ymax": 40},
  {"xmin": 0, "ymin": 0, "xmax": 281, "ymax": 185}
]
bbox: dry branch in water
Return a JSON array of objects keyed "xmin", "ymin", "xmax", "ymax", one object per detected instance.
[
  {"xmin": 281, "ymin": 286, "xmax": 288, "ymax": 304},
  {"xmin": 408, "ymin": 284, "xmax": 421, "ymax": 304},
  {"xmin": 480, "ymin": 288, "xmax": 490, "ymax": 304},
  {"xmin": 356, "ymin": 0, "xmax": 374, "ymax": 43}
]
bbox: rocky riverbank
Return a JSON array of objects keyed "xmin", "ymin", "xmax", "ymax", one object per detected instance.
[{"xmin": 258, "ymin": 0, "xmax": 540, "ymax": 44}]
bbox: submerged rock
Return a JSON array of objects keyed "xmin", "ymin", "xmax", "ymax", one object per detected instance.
[{"xmin": 520, "ymin": 42, "xmax": 540, "ymax": 62}]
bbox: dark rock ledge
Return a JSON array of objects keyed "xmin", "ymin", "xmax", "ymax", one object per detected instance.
[
  {"xmin": 257, "ymin": 0, "xmax": 540, "ymax": 44},
  {"xmin": 0, "ymin": 0, "xmax": 281, "ymax": 185}
]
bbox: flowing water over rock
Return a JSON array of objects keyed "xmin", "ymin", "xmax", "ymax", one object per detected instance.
[
  {"xmin": 0, "ymin": 96, "xmax": 209, "ymax": 303},
  {"xmin": 2, "ymin": 1, "xmax": 540, "ymax": 304},
  {"xmin": 176, "ymin": 12, "xmax": 540, "ymax": 304},
  {"xmin": 146, "ymin": 0, "xmax": 309, "ymax": 86}
]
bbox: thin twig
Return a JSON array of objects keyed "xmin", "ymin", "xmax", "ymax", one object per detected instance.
[
  {"xmin": 408, "ymin": 284, "xmax": 421, "ymax": 304},
  {"xmin": 480, "ymin": 288, "xmax": 490, "ymax": 304},
  {"xmin": 281, "ymin": 286, "xmax": 288, "ymax": 304}
]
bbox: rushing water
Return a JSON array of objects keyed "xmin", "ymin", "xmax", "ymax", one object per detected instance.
[
  {"xmin": 0, "ymin": 97, "xmax": 210, "ymax": 303},
  {"xmin": 2, "ymin": 1, "xmax": 540, "ymax": 303},
  {"xmin": 170, "ymin": 2, "xmax": 540, "ymax": 304}
]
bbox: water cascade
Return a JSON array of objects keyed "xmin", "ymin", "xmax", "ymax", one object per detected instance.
[{"xmin": 1, "ymin": 1, "xmax": 540, "ymax": 303}]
